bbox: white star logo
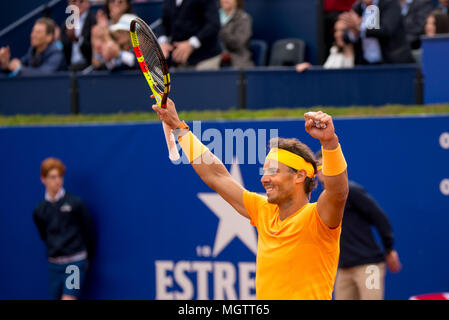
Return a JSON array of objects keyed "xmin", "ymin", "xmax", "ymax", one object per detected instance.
[{"xmin": 197, "ymin": 160, "xmax": 258, "ymax": 257}]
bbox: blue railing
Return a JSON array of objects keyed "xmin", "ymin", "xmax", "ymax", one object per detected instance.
[{"xmin": 0, "ymin": 65, "xmax": 420, "ymax": 115}]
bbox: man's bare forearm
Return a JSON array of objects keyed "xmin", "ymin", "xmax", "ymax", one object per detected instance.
[{"xmin": 190, "ymin": 148, "xmax": 231, "ymax": 191}]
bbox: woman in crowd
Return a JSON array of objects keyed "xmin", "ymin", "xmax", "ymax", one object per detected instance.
[
  {"xmin": 425, "ymin": 10, "xmax": 449, "ymax": 36},
  {"xmin": 296, "ymin": 19, "xmax": 354, "ymax": 72},
  {"xmin": 219, "ymin": 0, "xmax": 254, "ymax": 68},
  {"xmin": 96, "ymin": 0, "xmax": 133, "ymax": 27}
]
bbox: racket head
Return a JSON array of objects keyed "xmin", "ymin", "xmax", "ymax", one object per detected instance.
[{"xmin": 130, "ymin": 17, "xmax": 170, "ymax": 108}]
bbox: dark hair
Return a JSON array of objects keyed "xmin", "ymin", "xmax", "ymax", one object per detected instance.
[
  {"xmin": 35, "ymin": 17, "xmax": 56, "ymax": 36},
  {"xmin": 269, "ymin": 137, "xmax": 318, "ymax": 194},
  {"xmin": 429, "ymin": 10, "xmax": 449, "ymax": 34},
  {"xmin": 103, "ymin": 0, "xmax": 133, "ymax": 20},
  {"xmin": 236, "ymin": 0, "xmax": 244, "ymax": 9}
]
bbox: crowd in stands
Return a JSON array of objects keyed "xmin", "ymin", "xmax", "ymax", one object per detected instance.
[
  {"xmin": 1, "ymin": 0, "xmax": 449, "ymax": 77},
  {"xmin": 298, "ymin": 0, "xmax": 449, "ymax": 72}
]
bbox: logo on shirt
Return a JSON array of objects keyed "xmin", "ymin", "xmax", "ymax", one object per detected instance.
[{"xmin": 60, "ymin": 203, "xmax": 72, "ymax": 213}]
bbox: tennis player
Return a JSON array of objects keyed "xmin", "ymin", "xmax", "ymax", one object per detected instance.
[{"xmin": 152, "ymin": 98, "xmax": 349, "ymax": 300}]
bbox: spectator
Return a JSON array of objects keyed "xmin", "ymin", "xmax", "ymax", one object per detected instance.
[
  {"xmin": 340, "ymin": 0, "xmax": 414, "ymax": 64},
  {"xmin": 33, "ymin": 158, "xmax": 95, "ymax": 300},
  {"xmin": 158, "ymin": 0, "xmax": 222, "ymax": 70},
  {"xmin": 316, "ymin": 151, "xmax": 402, "ymax": 300},
  {"xmin": 409, "ymin": 10, "xmax": 449, "ymax": 65},
  {"xmin": 219, "ymin": 0, "xmax": 254, "ymax": 68},
  {"xmin": 0, "ymin": 18, "xmax": 66, "ymax": 76},
  {"xmin": 323, "ymin": 0, "xmax": 358, "ymax": 60},
  {"xmin": 425, "ymin": 10, "xmax": 449, "ymax": 36},
  {"xmin": 91, "ymin": 14, "xmax": 138, "ymax": 71},
  {"xmin": 400, "ymin": 0, "xmax": 433, "ymax": 50},
  {"xmin": 96, "ymin": 0, "xmax": 133, "ymax": 27},
  {"xmin": 296, "ymin": 19, "xmax": 354, "ymax": 72},
  {"xmin": 91, "ymin": 23, "xmax": 111, "ymax": 69},
  {"xmin": 60, "ymin": 0, "xmax": 97, "ymax": 71},
  {"xmin": 108, "ymin": 13, "xmax": 138, "ymax": 70},
  {"xmin": 0, "ymin": 47, "xmax": 10, "ymax": 74},
  {"xmin": 435, "ymin": 0, "xmax": 449, "ymax": 14}
]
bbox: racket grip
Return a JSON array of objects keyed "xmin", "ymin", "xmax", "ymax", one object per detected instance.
[{"xmin": 162, "ymin": 121, "xmax": 180, "ymax": 161}]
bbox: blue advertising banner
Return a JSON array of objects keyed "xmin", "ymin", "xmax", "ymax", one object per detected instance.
[
  {"xmin": 421, "ymin": 35, "xmax": 449, "ymax": 104},
  {"xmin": 1, "ymin": 115, "xmax": 448, "ymax": 299}
]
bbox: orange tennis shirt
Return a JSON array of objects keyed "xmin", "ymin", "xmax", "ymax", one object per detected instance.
[{"xmin": 242, "ymin": 190, "xmax": 341, "ymax": 300}]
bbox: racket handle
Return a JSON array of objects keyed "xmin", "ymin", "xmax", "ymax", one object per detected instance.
[{"xmin": 162, "ymin": 121, "xmax": 180, "ymax": 161}]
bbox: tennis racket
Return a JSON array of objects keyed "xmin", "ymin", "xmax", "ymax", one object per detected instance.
[{"xmin": 130, "ymin": 17, "xmax": 180, "ymax": 161}]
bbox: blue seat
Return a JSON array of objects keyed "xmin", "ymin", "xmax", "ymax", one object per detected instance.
[
  {"xmin": 269, "ymin": 38, "xmax": 306, "ymax": 66},
  {"xmin": 249, "ymin": 39, "xmax": 268, "ymax": 66}
]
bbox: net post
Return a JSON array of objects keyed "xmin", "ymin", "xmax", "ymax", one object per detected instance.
[
  {"xmin": 415, "ymin": 67, "xmax": 423, "ymax": 105},
  {"xmin": 237, "ymin": 69, "xmax": 247, "ymax": 109},
  {"xmin": 70, "ymin": 71, "xmax": 80, "ymax": 115}
]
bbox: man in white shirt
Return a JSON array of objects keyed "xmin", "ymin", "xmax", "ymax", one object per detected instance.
[{"xmin": 340, "ymin": 0, "xmax": 414, "ymax": 64}]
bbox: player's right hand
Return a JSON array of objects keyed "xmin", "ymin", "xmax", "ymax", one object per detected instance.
[{"xmin": 152, "ymin": 97, "xmax": 182, "ymax": 130}]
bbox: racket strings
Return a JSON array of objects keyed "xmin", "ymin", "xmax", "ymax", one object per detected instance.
[{"xmin": 136, "ymin": 25, "xmax": 166, "ymax": 93}]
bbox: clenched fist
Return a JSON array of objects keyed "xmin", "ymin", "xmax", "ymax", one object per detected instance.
[{"xmin": 304, "ymin": 111, "xmax": 339, "ymax": 150}]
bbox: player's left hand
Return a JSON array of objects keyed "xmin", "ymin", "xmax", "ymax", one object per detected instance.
[{"xmin": 304, "ymin": 111, "xmax": 338, "ymax": 149}]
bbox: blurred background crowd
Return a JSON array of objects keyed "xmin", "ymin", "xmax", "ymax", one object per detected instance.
[{"xmin": 1, "ymin": 0, "xmax": 448, "ymax": 77}]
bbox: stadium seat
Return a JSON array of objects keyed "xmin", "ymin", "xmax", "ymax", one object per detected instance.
[
  {"xmin": 269, "ymin": 38, "xmax": 306, "ymax": 66},
  {"xmin": 249, "ymin": 39, "xmax": 268, "ymax": 67}
]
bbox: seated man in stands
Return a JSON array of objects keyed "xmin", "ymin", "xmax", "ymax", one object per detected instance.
[
  {"xmin": 339, "ymin": 0, "xmax": 414, "ymax": 64},
  {"xmin": 158, "ymin": 0, "xmax": 222, "ymax": 70},
  {"xmin": 0, "ymin": 17, "xmax": 66, "ymax": 76}
]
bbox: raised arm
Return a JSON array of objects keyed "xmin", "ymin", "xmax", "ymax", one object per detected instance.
[
  {"xmin": 152, "ymin": 98, "xmax": 249, "ymax": 219},
  {"xmin": 304, "ymin": 111, "xmax": 348, "ymax": 228}
]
